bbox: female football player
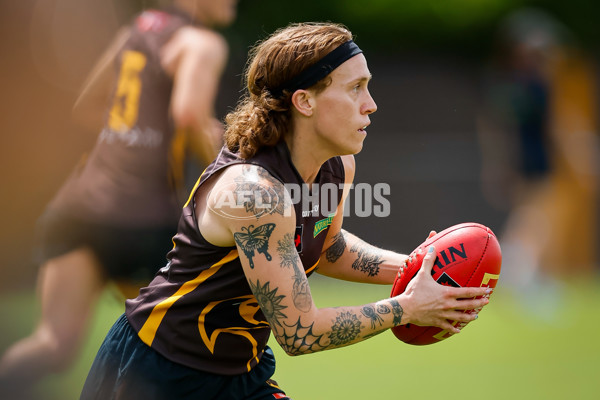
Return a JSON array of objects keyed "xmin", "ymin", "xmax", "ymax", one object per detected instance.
[{"xmin": 80, "ymin": 22, "xmax": 490, "ymax": 400}]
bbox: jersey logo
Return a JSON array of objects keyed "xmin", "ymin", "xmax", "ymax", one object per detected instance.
[
  {"xmin": 294, "ymin": 225, "xmax": 303, "ymax": 253},
  {"xmin": 302, "ymin": 204, "xmax": 319, "ymax": 217},
  {"xmin": 313, "ymin": 213, "xmax": 335, "ymax": 238},
  {"xmin": 234, "ymin": 223, "xmax": 276, "ymax": 268},
  {"xmin": 198, "ymin": 295, "xmax": 270, "ymax": 372}
]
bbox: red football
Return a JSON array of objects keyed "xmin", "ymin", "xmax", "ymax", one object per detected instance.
[{"xmin": 390, "ymin": 222, "xmax": 502, "ymax": 345}]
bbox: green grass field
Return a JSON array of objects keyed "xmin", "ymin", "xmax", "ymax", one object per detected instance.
[{"xmin": 1, "ymin": 275, "xmax": 599, "ymax": 399}]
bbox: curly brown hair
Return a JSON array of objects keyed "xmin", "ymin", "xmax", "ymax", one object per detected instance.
[{"xmin": 224, "ymin": 22, "xmax": 353, "ymax": 159}]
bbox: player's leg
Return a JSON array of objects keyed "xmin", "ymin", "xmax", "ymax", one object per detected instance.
[
  {"xmin": 0, "ymin": 247, "xmax": 105, "ymax": 392},
  {"xmin": 500, "ymin": 179, "xmax": 552, "ymax": 288}
]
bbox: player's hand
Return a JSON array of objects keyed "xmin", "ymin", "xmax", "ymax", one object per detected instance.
[
  {"xmin": 400, "ymin": 231, "xmax": 437, "ymax": 274},
  {"xmin": 396, "ymin": 245, "xmax": 490, "ymax": 333}
]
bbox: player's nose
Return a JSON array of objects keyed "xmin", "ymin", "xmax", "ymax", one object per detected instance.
[{"xmin": 362, "ymin": 91, "xmax": 377, "ymax": 115}]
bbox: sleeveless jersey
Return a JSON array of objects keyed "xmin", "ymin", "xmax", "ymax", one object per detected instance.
[
  {"xmin": 48, "ymin": 8, "xmax": 198, "ymax": 228},
  {"xmin": 125, "ymin": 141, "xmax": 345, "ymax": 375}
]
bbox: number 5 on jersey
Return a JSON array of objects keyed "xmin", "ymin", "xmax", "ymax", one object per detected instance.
[{"xmin": 108, "ymin": 50, "xmax": 147, "ymax": 132}]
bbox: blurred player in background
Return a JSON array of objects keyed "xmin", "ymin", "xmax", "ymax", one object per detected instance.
[
  {"xmin": 478, "ymin": 8, "xmax": 599, "ymax": 301},
  {"xmin": 0, "ymin": 0, "xmax": 239, "ymax": 397},
  {"xmin": 79, "ymin": 22, "xmax": 491, "ymax": 400}
]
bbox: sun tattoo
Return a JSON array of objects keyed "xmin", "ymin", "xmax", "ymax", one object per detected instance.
[
  {"xmin": 328, "ymin": 311, "xmax": 362, "ymax": 346},
  {"xmin": 249, "ymin": 280, "xmax": 288, "ymax": 327}
]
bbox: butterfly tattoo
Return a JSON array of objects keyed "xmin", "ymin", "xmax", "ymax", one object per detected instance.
[{"xmin": 234, "ymin": 223, "xmax": 276, "ymax": 269}]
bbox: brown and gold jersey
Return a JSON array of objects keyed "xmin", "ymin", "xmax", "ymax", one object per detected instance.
[
  {"xmin": 49, "ymin": 8, "xmax": 197, "ymax": 228},
  {"xmin": 125, "ymin": 141, "xmax": 345, "ymax": 375}
]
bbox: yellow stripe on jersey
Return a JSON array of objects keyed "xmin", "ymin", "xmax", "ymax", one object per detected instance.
[
  {"xmin": 138, "ymin": 250, "xmax": 239, "ymax": 346},
  {"xmin": 183, "ymin": 167, "xmax": 208, "ymax": 208},
  {"xmin": 267, "ymin": 379, "xmax": 283, "ymax": 390},
  {"xmin": 305, "ymin": 259, "xmax": 320, "ymax": 275}
]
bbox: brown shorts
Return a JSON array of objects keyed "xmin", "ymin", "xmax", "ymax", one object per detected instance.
[{"xmin": 33, "ymin": 208, "xmax": 177, "ymax": 283}]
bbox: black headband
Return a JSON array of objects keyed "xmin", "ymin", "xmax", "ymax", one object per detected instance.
[{"xmin": 270, "ymin": 40, "xmax": 363, "ymax": 98}]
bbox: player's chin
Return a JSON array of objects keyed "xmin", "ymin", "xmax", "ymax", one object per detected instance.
[
  {"xmin": 333, "ymin": 134, "xmax": 365, "ymax": 156},
  {"xmin": 353, "ymin": 135, "xmax": 366, "ymax": 153},
  {"xmin": 343, "ymin": 141, "xmax": 364, "ymax": 156}
]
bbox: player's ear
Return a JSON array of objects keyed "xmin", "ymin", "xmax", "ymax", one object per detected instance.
[{"xmin": 291, "ymin": 90, "xmax": 314, "ymax": 117}]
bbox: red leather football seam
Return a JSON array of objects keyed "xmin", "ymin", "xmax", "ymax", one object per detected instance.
[
  {"xmin": 427, "ymin": 225, "xmax": 467, "ymax": 245},
  {"xmin": 466, "ymin": 233, "xmax": 490, "ymax": 285}
]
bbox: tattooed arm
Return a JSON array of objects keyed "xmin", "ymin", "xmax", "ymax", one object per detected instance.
[
  {"xmin": 198, "ymin": 164, "xmax": 489, "ymax": 356},
  {"xmin": 318, "ymin": 229, "xmax": 409, "ymax": 284},
  {"xmin": 316, "ymin": 155, "xmax": 408, "ymax": 284}
]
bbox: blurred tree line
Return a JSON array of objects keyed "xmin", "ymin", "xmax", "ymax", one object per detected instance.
[{"xmin": 125, "ymin": 0, "xmax": 598, "ymax": 58}]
